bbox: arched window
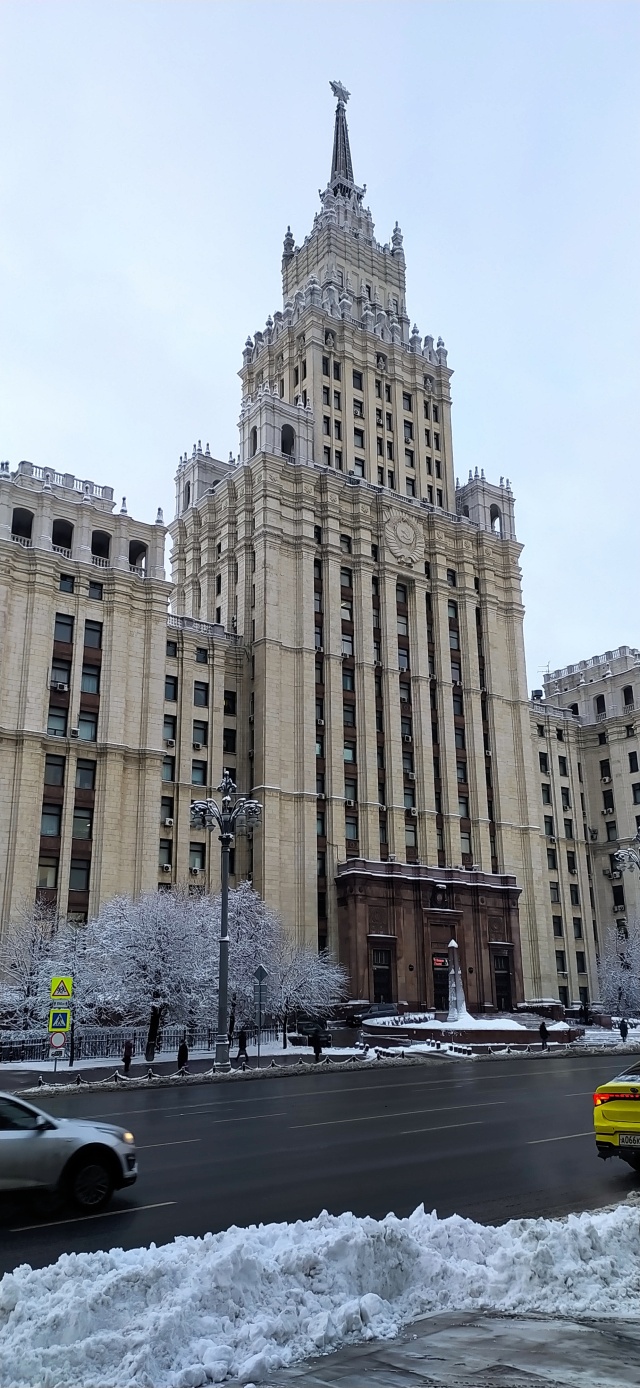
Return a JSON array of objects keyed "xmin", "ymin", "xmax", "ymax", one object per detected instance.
[
  {"xmin": 91, "ymin": 530, "xmax": 111, "ymax": 561},
  {"xmin": 595, "ymin": 693, "xmax": 606, "ymax": 717},
  {"xmin": 250, "ymin": 427, "xmax": 258, "ymax": 458},
  {"xmin": 462, "ymin": 505, "xmax": 469, "ymax": 518},
  {"xmin": 52, "ymin": 518, "xmax": 73, "ymax": 554},
  {"xmin": 281, "ymin": 424, "xmax": 295, "ymax": 457},
  {"xmin": 490, "ymin": 504, "xmax": 502, "ymax": 535},
  {"xmin": 623, "ymin": 685, "xmax": 634, "ymax": 710},
  {"xmin": 11, "ymin": 508, "xmax": 33, "ymax": 543},
  {"xmin": 183, "ymin": 482, "xmax": 191, "ymax": 512},
  {"xmin": 129, "ymin": 540, "xmax": 147, "ymax": 573}
]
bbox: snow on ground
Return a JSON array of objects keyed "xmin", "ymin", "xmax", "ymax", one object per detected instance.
[
  {"xmin": 370, "ymin": 1010, "xmax": 529, "ymax": 1031},
  {"xmin": 2, "ymin": 1202, "xmax": 640, "ymax": 1387},
  {"xmin": 0, "ymin": 1042, "xmax": 367, "ymax": 1073}
]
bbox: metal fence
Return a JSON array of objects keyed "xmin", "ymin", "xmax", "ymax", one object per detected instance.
[{"xmin": 0, "ymin": 1023, "xmax": 283, "ymax": 1065}]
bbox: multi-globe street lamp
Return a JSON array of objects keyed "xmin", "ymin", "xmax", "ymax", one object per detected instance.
[
  {"xmin": 191, "ymin": 770, "xmax": 262, "ymax": 1072},
  {"xmin": 615, "ymin": 829, "xmax": 640, "ymax": 879}
]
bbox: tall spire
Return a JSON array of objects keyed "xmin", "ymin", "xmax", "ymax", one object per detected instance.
[{"xmin": 329, "ymin": 80, "xmax": 354, "ymax": 189}]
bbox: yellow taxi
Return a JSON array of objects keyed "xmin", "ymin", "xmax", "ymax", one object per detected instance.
[{"xmin": 594, "ymin": 1064, "xmax": 640, "ymax": 1170}]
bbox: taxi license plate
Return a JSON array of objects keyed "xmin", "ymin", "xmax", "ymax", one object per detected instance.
[{"xmin": 619, "ymin": 1134, "xmax": 640, "ymax": 1147}]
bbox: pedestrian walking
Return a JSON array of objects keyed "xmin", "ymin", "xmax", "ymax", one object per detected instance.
[
  {"xmin": 620, "ymin": 1018, "xmax": 629, "ymax": 1044},
  {"xmin": 177, "ymin": 1036, "xmax": 189, "ymax": 1071},
  {"xmin": 122, "ymin": 1038, "xmax": 133, "ymax": 1075},
  {"xmin": 311, "ymin": 1026, "xmax": 323, "ymax": 1063},
  {"xmin": 539, "ymin": 1020, "xmax": 549, "ymax": 1051},
  {"xmin": 237, "ymin": 1028, "xmax": 248, "ymax": 1062}
]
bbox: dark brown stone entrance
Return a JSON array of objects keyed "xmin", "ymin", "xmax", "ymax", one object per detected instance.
[{"xmin": 335, "ymin": 859, "xmax": 524, "ymax": 1013}]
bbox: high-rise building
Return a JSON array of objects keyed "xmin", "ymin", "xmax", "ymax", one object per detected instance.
[{"xmin": 0, "ymin": 87, "xmax": 611, "ymax": 1014}]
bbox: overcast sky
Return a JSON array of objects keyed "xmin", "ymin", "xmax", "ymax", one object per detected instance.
[{"xmin": 1, "ymin": 1, "xmax": 638, "ymax": 685}]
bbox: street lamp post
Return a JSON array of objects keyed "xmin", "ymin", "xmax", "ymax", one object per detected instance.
[
  {"xmin": 191, "ymin": 771, "xmax": 262, "ymax": 1072},
  {"xmin": 615, "ymin": 829, "xmax": 640, "ymax": 880}
]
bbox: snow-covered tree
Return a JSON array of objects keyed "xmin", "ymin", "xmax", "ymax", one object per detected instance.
[
  {"xmin": 598, "ymin": 919, "xmax": 640, "ymax": 1016},
  {"xmin": 268, "ymin": 937, "xmax": 349, "ymax": 1047},
  {"xmin": 0, "ymin": 899, "xmax": 61, "ymax": 1029}
]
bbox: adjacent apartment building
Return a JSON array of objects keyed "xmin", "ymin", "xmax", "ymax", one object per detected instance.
[{"xmin": 1, "ymin": 86, "xmax": 623, "ymax": 1013}]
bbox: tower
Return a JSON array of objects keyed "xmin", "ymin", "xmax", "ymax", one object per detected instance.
[{"xmin": 171, "ymin": 84, "xmax": 560, "ymax": 1009}]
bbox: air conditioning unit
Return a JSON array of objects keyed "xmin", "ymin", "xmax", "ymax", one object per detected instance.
[
  {"xmin": 317, "ymin": 792, "xmax": 326, "ymax": 800},
  {"xmin": 403, "ymin": 734, "xmax": 412, "ymax": 744},
  {"xmin": 316, "ymin": 645, "xmax": 324, "ymax": 654},
  {"xmin": 603, "ymin": 868, "xmax": 612, "ymax": 878},
  {"xmin": 548, "ymin": 835, "xmax": 556, "ymax": 843},
  {"xmin": 189, "ymin": 867, "xmax": 200, "ymax": 876},
  {"xmin": 613, "ymin": 904, "xmax": 626, "ymax": 914},
  {"xmin": 374, "ymin": 661, "xmax": 383, "ymax": 670},
  {"xmin": 602, "ymin": 775, "xmax": 612, "ymax": 784},
  {"xmin": 164, "ymin": 738, "xmax": 175, "ymax": 748},
  {"xmin": 249, "ymin": 714, "xmax": 254, "ymax": 723},
  {"xmin": 161, "ymin": 863, "xmax": 171, "ymax": 873},
  {"xmin": 569, "ymin": 868, "xmax": 577, "ymax": 876},
  {"xmin": 317, "ymin": 718, "xmax": 325, "ymax": 727},
  {"xmin": 193, "ymin": 741, "xmax": 203, "ymax": 751},
  {"xmin": 70, "ymin": 729, "xmax": 79, "ymax": 738},
  {"xmin": 407, "ymin": 771, "xmax": 416, "ymax": 781},
  {"xmin": 602, "ymin": 808, "xmax": 613, "ymax": 816},
  {"xmin": 52, "ymin": 682, "xmax": 69, "ymax": 692},
  {"xmin": 389, "ymin": 853, "xmax": 396, "ymax": 862},
  {"xmin": 612, "ymin": 869, "xmax": 622, "ymax": 880},
  {"xmin": 164, "ymin": 817, "xmax": 174, "ymax": 827},
  {"xmin": 409, "ymin": 807, "xmax": 418, "ymax": 818}
]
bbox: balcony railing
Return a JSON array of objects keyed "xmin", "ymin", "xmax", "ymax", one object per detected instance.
[
  {"xmin": 129, "ymin": 564, "xmax": 146, "ymax": 577},
  {"xmin": 91, "ymin": 554, "xmax": 111, "ymax": 569},
  {"xmin": 10, "ymin": 534, "xmax": 33, "ymax": 548},
  {"xmin": 52, "ymin": 544, "xmax": 72, "ymax": 558},
  {"xmin": 596, "ymin": 712, "xmax": 607, "ymax": 722}
]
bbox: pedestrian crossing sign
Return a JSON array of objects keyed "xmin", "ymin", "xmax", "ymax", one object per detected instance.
[
  {"xmin": 50, "ymin": 975, "xmax": 73, "ymax": 1000},
  {"xmin": 49, "ymin": 1007, "xmax": 72, "ymax": 1032}
]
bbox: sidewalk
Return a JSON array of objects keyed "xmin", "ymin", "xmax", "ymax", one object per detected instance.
[{"xmin": 253, "ymin": 1310, "xmax": 640, "ymax": 1387}]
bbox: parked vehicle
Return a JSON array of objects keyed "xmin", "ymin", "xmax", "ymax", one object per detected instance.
[
  {"xmin": 0, "ymin": 1091, "xmax": 137, "ymax": 1210},
  {"xmin": 594, "ymin": 1064, "xmax": 640, "ymax": 1171},
  {"xmin": 361, "ymin": 1003, "xmax": 399, "ymax": 1022}
]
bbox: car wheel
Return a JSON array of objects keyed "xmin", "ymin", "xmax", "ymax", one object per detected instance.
[{"xmin": 69, "ymin": 1156, "xmax": 114, "ymax": 1211}]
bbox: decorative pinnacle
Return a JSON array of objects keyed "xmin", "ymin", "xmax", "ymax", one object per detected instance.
[{"xmin": 330, "ymin": 79, "xmax": 350, "ymax": 104}]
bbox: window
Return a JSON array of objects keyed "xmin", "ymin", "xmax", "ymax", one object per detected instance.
[
  {"xmin": 345, "ymin": 815, "xmax": 358, "ymax": 841},
  {"xmin": 544, "ymin": 816, "xmax": 554, "ymax": 837},
  {"xmin": 322, "ymin": 356, "xmax": 330, "ymax": 376},
  {"xmin": 333, "ymin": 361, "xmax": 341, "ymax": 380},
  {"xmin": 69, "ymin": 858, "xmax": 90, "ymax": 891},
  {"xmin": 458, "ymin": 796, "xmax": 469, "ymax": 818},
  {"xmin": 341, "ymin": 600, "xmax": 353, "ymax": 622},
  {"xmin": 633, "ymin": 784, "xmax": 640, "ymax": 805},
  {"xmin": 47, "ymin": 708, "xmax": 67, "ymax": 738},
  {"xmin": 603, "ymin": 788, "xmax": 614, "ymax": 811},
  {"xmin": 166, "ymin": 640, "xmax": 178, "ymax": 658},
  {"xmin": 352, "ymin": 370, "xmax": 363, "ymax": 391},
  {"xmin": 343, "ymin": 704, "xmax": 355, "ymax": 726},
  {"xmin": 322, "ymin": 385, "xmax": 330, "ymax": 406},
  {"xmin": 570, "ymin": 884, "xmax": 580, "ymax": 905},
  {"xmin": 159, "ymin": 839, "xmax": 172, "ymax": 867},
  {"xmin": 165, "ymin": 675, "xmax": 178, "ymax": 702},
  {"xmin": 561, "ymin": 787, "xmax": 571, "ymax": 810},
  {"xmin": 72, "ymin": 807, "xmax": 93, "ymax": 840},
  {"xmin": 37, "ymin": 857, "xmax": 58, "ymax": 889},
  {"xmin": 456, "ymin": 762, "xmax": 467, "ymax": 783},
  {"xmin": 317, "ymin": 852, "xmax": 326, "ymax": 877},
  {"xmin": 398, "ymin": 648, "xmax": 409, "ymax": 670},
  {"xmin": 191, "ymin": 760, "xmax": 206, "ymax": 785},
  {"xmin": 342, "ymin": 669, "xmax": 355, "ymax": 691},
  {"xmin": 51, "ymin": 661, "xmax": 71, "ymax": 689},
  {"xmin": 613, "ymin": 884, "xmax": 626, "ymax": 908},
  {"xmin": 340, "ymin": 534, "xmax": 352, "ymax": 554},
  {"xmin": 405, "ymin": 478, "xmax": 416, "ymax": 497},
  {"xmin": 555, "ymin": 950, "xmax": 567, "ymax": 973},
  {"xmin": 354, "ymin": 428, "xmax": 364, "ymax": 450},
  {"xmin": 385, "ymin": 383, "xmax": 391, "ymax": 402},
  {"xmin": 345, "ymin": 777, "xmax": 357, "ymax": 800},
  {"xmin": 223, "ymin": 690, "xmax": 237, "ymax": 717},
  {"xmin": 41, "ymin": 804, "xmax": 61, "ymax": 837},
  {"xmin": 196, "ymin": 646, "xmax": 208, "ymax": 664},
  {"xmin": 162, "ymin": 756, "xmax": 175, "ymax": 782},
  {"xmin": 316, "ymin": 734, "xmax": 325, "ymax": 758},
  {"xmin": 78, "ymin": 712, "xmax": 97, "ymax": 742},
  {"xmin": 541, "ymin": 783, "xmax": 551, "ymax": 805},
  {"xmin": 454, "ymin": 729, "xmax": 466, "ymax": 750},
  {"xmin": 565, "ymin": 821, "xmax": 574, "ymax": 840},
  {"xmin": 575, "ymin": 951, "xmax": 586, "ymax": 975},
  {"xmin": 193, "ymin": 720, "xmax": 208, "ymax": 747},
  {"xmin": 449, "ymin": 629, "xmax": 460, "ymax": 650},
  {"xmin": 316, "ymin": 811, "xmax": 326, "ymax": 838},
  {"xmin": 627, "ymin": 725, "xmax": 635, "ymax": 738},
  {"xmin": 623, "ymin": 685, "xmax": 634, "ymax": 709},
  {"xmin": 556, "ymin": 729, "xmax": 564, "ymax": 743},
  {"xmin": 558, "ymin": 756, "xmax": 568, "ymax": 777},
  {"xmin": 402, "ymin": 392, "xmax": 412, "ymax": 412},
  {"xmin": 323, "ymin": 417, "xmax": 331, "ymax": 437},
  {"xmin": 405, "ymin": 823, "xmax": 417, "ymax": 848},
  {"xmin": 573, "ymin": 918, "xmax": 583, "ymax": 939},
  {"xmin": 84, "ymin": 620, "xmax": 102, "ymax": 649},
  {"xmin": 335, "ymin": 392, "xmax": 343, "ymax": 411},
  {"xmin": 404, "ymin": 788, "xmax": 415, "ymax": 809},
  {"xmin": 399, "ymin": 682, "xmax": 411, "ymax": 703},
  {"xmin": 54, "ymin": 613, "xmax": 74, "ymax": 644},
  {"xmin": 437, "ymin": 489, "xmax": 443, "ymax": 507},
  {"xmin": 194, "ymin": 681, "xmax": 208, "ymax": 707},
  {"xmin": 88, "ymin": 581, "xmax": 103, "ymax": 601},
  {"xmin": 630, "ymin": 751, "xmax": 639, "ymax": 773},
  {"xmin": 163, "ymin": 715, "xmax": 176, "ymax": 742},
  {"xmin": 397, "ymin": 615, "xmax": 408, "ymax": 635},
  {"xmin": 343, "ymin": 744, "xmax": 356, "ymax": 763},
  {"xmin": 342, "ymin": 634, "xmax": 353, "ymax": 657},
  {"xmin": 189, "ymin": 843, "xmax": 205, "ymax": 871},
  {"xmin": 59, "ymin": 574, "xmax": 74, "ymax": 593},
  {"xmin": 606, "ymin": 820, "xmax": 618, "ymax": 841},
  {"xmin": 598, "ymin": 732, "xmax": 607, "ymax": 745},
  {"xmin": 44, "ymin": 754, "xmax": 65, "ymax": 786},
  {"xmin": 75, "ymin": 760, "xmax": 96, "ymax": 790},
  {"xmin": 335, "ymin": 420, "xmax": 342, "ymax": 441},
  {"xmin": 539, "ymin": 752, "xmax": 549, "ymax": 774},
  {"xmin": 553, "ymin": 916, "xmax": 563, "ymax": 937},
  {"xmin": 434, "ymin": 433, "xmax": 440, "ymax": 450},
  {"xmin": 600, "ymin": 759, "xmax": 611, "ymax": 777},
  {"xmin": 547, "ymin": 848, "xmax": 557, "ymax": 870},
  {"xmin": 81, "ymin": 664, "xmax": 100, "ymax": 694}
]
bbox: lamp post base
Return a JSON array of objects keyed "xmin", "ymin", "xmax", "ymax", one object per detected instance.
[{"xmin": 215, "ymin": 1036, "xmax": 231, "ymax": 1072}]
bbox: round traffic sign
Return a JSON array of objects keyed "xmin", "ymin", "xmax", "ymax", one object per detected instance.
[{"xmin": 49, "ymin": 1031, "xmax": 67, "ymax": 1050}]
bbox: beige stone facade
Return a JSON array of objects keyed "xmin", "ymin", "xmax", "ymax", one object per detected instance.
[{"xmin": 0, "ymin": 91, "xmax": 617, "ymax": 1012}]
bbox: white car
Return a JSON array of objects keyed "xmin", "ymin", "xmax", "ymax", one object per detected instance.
[{"xmin": 0, "ymin": 1090, "xmax": 137, "ymax": 1210}]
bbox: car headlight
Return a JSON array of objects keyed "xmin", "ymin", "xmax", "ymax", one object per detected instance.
[{"xmin": 122, "ymin": 1131, "xmax": 135, "ymax": 1144}]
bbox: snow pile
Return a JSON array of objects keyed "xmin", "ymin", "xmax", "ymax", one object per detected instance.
[
  {"xmin": 2, "ymin": 1202, "xmax": 640, "ymax": 1386},
  {"xmin": 371, "ymin": 1011, "xmax": 528, "ymax": 1031}
]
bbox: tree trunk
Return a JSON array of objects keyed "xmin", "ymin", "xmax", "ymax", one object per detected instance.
[
  {"xmin": 282, "ymin": 1011, "xmax": 288, "ymax": 1048},
  {"xmin": 145, "ymin": 1004, "xmax": 161, "ymax": 1062}
]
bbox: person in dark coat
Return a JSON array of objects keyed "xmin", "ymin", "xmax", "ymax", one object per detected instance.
[
  {"xmin": 539, "ymin": 1020, "xmax": 549, "ymax": 1051},
  {"xmin": 620, "ymin": 1018, "xmax": 629, "ymax": 1044},
  {"xmin": 177, "ymin": 1036, "xmax": 189, "ymax": 1071},
  {"xmin": 237, "ymin": 1029, "xmax": 248, "ymax": 1061},
  {"xmin": 311, "ymin": 1027, "xmax": 323, "ymax": 1063},
  {"xmin": 122, "ymin": 1039, "xmax": 133, "ymax": 1075}
]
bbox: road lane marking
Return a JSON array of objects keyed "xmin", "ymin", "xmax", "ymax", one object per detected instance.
[
  {"xmin": 398, "ymin": 1121, "xmax": 483, "ymax": 1135},
  {"xmin": 527, "ymin": 1132, "xmax": 593, "ymax": 1145},
  {"xmin": 137, "ymin": 1138, "xmax": 202, "ymax": 1149},
  {"xmin": 291, "ymin": 1101, "xmax": 506, "ymax": 1129},
  {"xmin": 11, "ymin": 1201, "xmax": 176, "ymax": 1233}
]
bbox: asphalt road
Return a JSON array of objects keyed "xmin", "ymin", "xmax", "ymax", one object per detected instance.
[{"xmin": 0, "ymin": 1053, "xmax": 634, "ymax": 1276}]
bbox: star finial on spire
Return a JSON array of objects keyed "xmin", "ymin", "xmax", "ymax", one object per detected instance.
[{"xmin": 330, "ymin": 79, "xmax": 350, "ymax": 104}]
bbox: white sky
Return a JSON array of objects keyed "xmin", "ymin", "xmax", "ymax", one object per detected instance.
[{"xmin": 1, "ymin": 1, "xmax": 638, "ymax": 684}]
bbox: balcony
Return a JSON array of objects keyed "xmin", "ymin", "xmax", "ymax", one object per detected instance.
[
  {"xmin": 91, "ymin": 555, "xmax": 111, "ymax": 569},
  {"xmin": 596, "ymin": 712, "xmax": 607, "ymax": 723},
  {"xmin": 10, "ymin": 534, "xmax": 32, "ymax": 548},
  {"xmin": 52, "ymin": 544, "xmax": 72, "ymax": 558}
]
